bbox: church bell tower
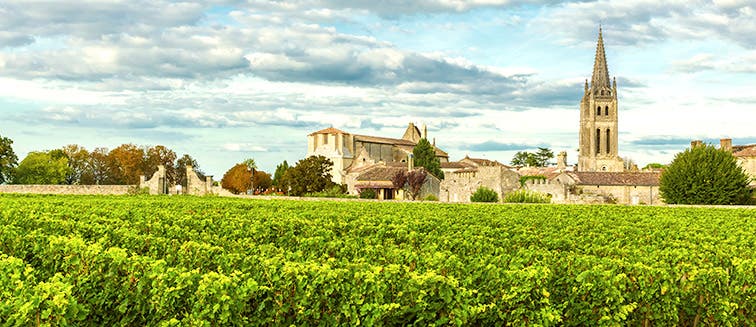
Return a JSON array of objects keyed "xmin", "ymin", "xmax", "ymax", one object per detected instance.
[{"xmin": 578, "ymin": 27, "xmax": 624, "ymax": 172}]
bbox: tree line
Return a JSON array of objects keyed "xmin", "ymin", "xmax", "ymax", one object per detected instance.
[{"xmin": 0, "ymin": 135, "xmax": 203, "ymax": 186}]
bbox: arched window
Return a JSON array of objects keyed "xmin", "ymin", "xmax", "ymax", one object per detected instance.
[
  {"xmin": 596, "ymin": 106, "xmax": 601, "ymax": 116},
  {"xmin": 596, "ymin": 129, "xmax": 601, "ymax": 155},
  {"xmin": 606, "ymin": 129, "xmax": 611, "ymax": 154},
  {"xmin": 605, "ymin": 106, "xmax": 609, "ymax": 116}
]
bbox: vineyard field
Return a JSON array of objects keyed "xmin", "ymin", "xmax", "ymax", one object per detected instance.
[{"xmin": 1, "ymin": 194, "xmax": 755, "ymax": 326}]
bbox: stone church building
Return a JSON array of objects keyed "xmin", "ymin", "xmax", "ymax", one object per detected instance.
[
  {"xmin": 578, "ymin": 27, "xmax": 624, "ymax": 173},
  {"xmin": 306, "ymin": 123, "xmax": 449, "ymax": 187}
]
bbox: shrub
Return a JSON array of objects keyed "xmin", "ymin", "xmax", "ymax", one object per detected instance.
[
  {"xmin": 423, "ymin": 194, "xmax": 439, "ymax": 201},
  {"xmin": 305, "ymin": 185, "xmax": 356, "ymax": 199},
  {"xmin": 660, "ymin": 144, "xmax": 752, "ymax": 205},
  {"xmin": 504, "ymin": 189, "xmax": 551, "ymax": 203},
  {"xmin": 470, "ymin": 187, "xmax": 499, "ymax": 203},
  {"xmin": 359, "ymin": 189, "xmax": 377, "ymax": 199}
]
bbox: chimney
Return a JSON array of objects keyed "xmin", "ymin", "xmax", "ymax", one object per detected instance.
[
  {"xmin": 690, "ymin": 140, "xmax": 703, "ymax": 148},
  {"xmin": 422, "ymin": 123, "xmax": 427, "ymax": 139},
  {"xmin": 720, "ymin": 138, "xmax": 732, "ymax": 152},
  {"xmin": 432, "ymin": 137, "xmax": 436, "ymax": 146},
  {"xmin": 408, "ymin": 154, "xmax": 414, "ymax": 171},
  {"xmin": 557, "ymin": 151, "xmax": 567, "ymax": 169}
]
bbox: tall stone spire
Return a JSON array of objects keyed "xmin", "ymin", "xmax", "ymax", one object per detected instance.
[{"xmin": 591, "ymin": 26, "xmax": 611, "ymax": 89}]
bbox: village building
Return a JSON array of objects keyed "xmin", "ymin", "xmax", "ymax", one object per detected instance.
[
  {"xmin": 437, "ymin": 156, "xmax": 520, "ymax": 202},
  {"xmin": 307, "ymin": 123, "xmax": 448, "ymax": 196}
]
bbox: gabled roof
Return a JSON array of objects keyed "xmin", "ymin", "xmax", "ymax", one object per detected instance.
[
  {"xmin": 353, "ymin": 134, "xmax": 416, "ymax": 146},
  {"xmin": 356, "ymin": 166, "xmax": 406, "ymax": 182},
  {"xmin": 565, "ymin": 172, "xmax": 661, "ymax": 186},
  {"xmin": 440, "ymin": 162, "xmax": 468, "ymax": 169},
  {"xmin": 734, "ymin": 145, "xmax": 756, "ymax": 158},
  {"xmin": 309, "ymin": 127, "xmax": 348, "ymax": 136},
  {"xmin": 518, "ymin": 166, "xmax": 561, "ymax": 179}
]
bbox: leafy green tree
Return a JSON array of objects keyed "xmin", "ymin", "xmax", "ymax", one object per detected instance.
[
  {"xmin": 243, "ymin": 158, "xmax": 257, "ymax": 170},
  {"xmin": 282, "ymin": 156, "xmax": 334, "ymax": 196},
  {"xmin": 82, "ymin": 147, "xmax": 114, "ymax": 185},
  {"xmin": 0, "ymin": 134, "xmax": 18, "ymax": 184},
  {"xmin": 413, "ymin": 138, "xmax": 443, "ymax": 179},
  {"xmin": 60, "ymin": 144, "xmax": 91, "ymax": 185},
  {"xmin": 471, "ymin": 186, "xmax": 499, "ymax": 202},
  {"xmin": 511, "ymin": 147, "xmax": 554, "ymax": 167},
  {"xmin": 643, "ymin": 163, "xmax": 666, "ymax": 170},
  {"xmin": 511, "ymin": 152, "xmax": 538, "ymax": 167},
  {"xmin": 272, "ymin": 160, "xmax": 289, "ymax": 190},
  {"xmin": 660, "ymin": 144, "xmax": 752, "ymax": 205},
  {"xmin": 13, "ymin": 151, "xmax": 69, "ymax": 185},
  {"xmin": 107, "ymin": 144, "xmax": 145, "ymax": 185}
]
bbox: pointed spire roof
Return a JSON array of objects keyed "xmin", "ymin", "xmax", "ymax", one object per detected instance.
[{"xmin": 591, "ymin": 26, "xmax": 611, "ymax": 89}]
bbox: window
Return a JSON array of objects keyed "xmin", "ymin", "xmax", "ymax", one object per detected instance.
[
  {"xmin": 596, "ymin": 106, "xmax": 601, "ymax": 116},
  {"xmin": 605, "ymin": 106, "xmax": 609, "ymax": 116},
  {"xmin": 596, "ymin": 129, "xmax": 601, "ymax": 155},
  {"xmin": 606, "ymin": 129, "xmax": 611, "ymax": 154}
]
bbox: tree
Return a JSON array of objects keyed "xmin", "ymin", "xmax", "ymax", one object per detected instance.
[
  {"xmin": 13, "ymin": 151, "xmax": 69, "ymax": 185},
  {"xmin": 511, "ymin": 151, "xmax": 538, "ymax": 167},
  {"xmin": 413, "ymin": 138, "xmax": 443, "ymax": 179},
  {"xmin": 221, "ymin": 163, "xmax": 252, "ymax": 195},
  {"xmin": 272, "ymin": 160, "xmax": 289, "ymax": 190},
  {"xmin": 82, "ymin": 147, "xmax": 114, "ymax": 185},
  {"xmin": 61, "ymin": 144, "xmax": 91, "ymax": 185},
  {"xmin": 253, "ymin": 170, "xmax": 272, "ymax": 192},
  {"xmin": 243, "ymin": 158, "xmax": 258, "ymax": 170},
  {"xmin": 282, "ymin": 156, "xmax": 334, "ymax": 196},
  {"xmin": 660, "ymin": 144, "xmax": 752, "ymax": 205},
  {"xmin": 406, "ymin": 169, "xmax": 427, "ymax": 200},
  {"xmin": 108, "ymin": 144, "xmax": 145, "ymax": 185},
  {"xmin": 175, "ymin": 154, "xmax": 203, "ymax": 187},
  {"xmin": 144, "ymin": 145, "xmax": 177, "ymax": 184},
  {"xmin": 0, "ymin": 134, "xmax": 18, "ymax": 184},
  {"xmin": 643, "ymin": 163, "xmax": 666, "ymax": 171},
  {"xmin": 511, "ymin": 147, "xmax": 554, "ymax": 167},
  {"xmin": 391, "ymin": 169, "xmax": 426, "ymax": 200}
]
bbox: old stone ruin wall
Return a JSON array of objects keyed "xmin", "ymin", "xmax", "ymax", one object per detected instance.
[
  {"xmin": 185, "ymin": 165, "xmax": 215, "ymax": 196},
  {"xmin": 523, "ymin": 179, "xmax": 568, "ymax": 203}
]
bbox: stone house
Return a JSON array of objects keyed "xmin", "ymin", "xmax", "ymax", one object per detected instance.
[
  {"xmin": 439, "ymin": 165, "xmax": 520, "ymax": 203},
  {"xmin": 551, "ymin": 171, "xmax": 661, "ymax": 205},
  {"xmin": 725, "ymin": 139, "xmax": 756, "ymax": 187},
  {"xmin": 344, "ymin": 161, "xmax": 440, "ymax": 200},
  {"xmin": 307, "ymin": 123, "xmax": 449, "ymax": 185}
]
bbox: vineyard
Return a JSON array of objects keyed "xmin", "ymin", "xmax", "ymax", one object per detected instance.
[{"xmin": 1, "ymin": 194, "xmax": 755, "ymax": 326}]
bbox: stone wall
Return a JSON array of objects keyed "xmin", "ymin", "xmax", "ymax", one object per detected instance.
[
  {"xmin": 440, "ymin": 166, "xmax": 520, "ymax": 203},
  {"xmin": 524, "ymin": 179, "xmax": 569, "ymax": 203},
  {"xmin": 140, "ymin": 165, "xmax": 169, "ymax": 195},
  {"xmin": 186, "ymin": 165, "xmax": 214, "ymax": 196},
  {"xmin": 738, "ymin": 157, "xmax": 756, "ymax": 187},
  {"xmin": 0, "ymin": 184, "xmax": 133, "ymax": 195},
  {"xmin": 571, "ymin": 185, "xmax": 661, "ymax": 205}
]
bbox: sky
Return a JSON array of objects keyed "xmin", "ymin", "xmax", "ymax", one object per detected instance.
[{"xmin": 1, "ymin": 0, "xmax": 755, "ymax": 176}]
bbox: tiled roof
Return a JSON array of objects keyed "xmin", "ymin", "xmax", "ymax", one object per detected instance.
[
  {"xmin": 356, "ymin": 166, "xmax": 407, "ymax": 182},
  {"xmin": 309, "ymin": 127, "xmax": 348, "ymax": 136},
  {"xmin": 734, "ymin": 145, "xmax": 756, "ymax": 158},
  {"xmin": 518, "ymin": 166, "xmax": 561, "ymax": 179},
  {"xmin": 566, "ymin": 172, "xmax": 661, "ymax": 186},
  {"xmin": 440, "ymin": 162, "xmax": 469, "ymax": 169},
  {"xmin": 354, "ymin": 134, "xmax": 416, "ymax": 146},
  {"xmin": 464, "ymin": 156, "xmax": 507, "ymax": 167}
]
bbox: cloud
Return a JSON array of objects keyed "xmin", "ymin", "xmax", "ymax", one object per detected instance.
[
  {"xmin": 460, "ymin": 141, "xmax": 536, "ymax": 152},
  {"xmin": 222, "ymin": 143, "xmax": 269, "ymax": 152},
  {"xmin": 536, "ymin": 0, "xmax": 756, "ymax": 48}
]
